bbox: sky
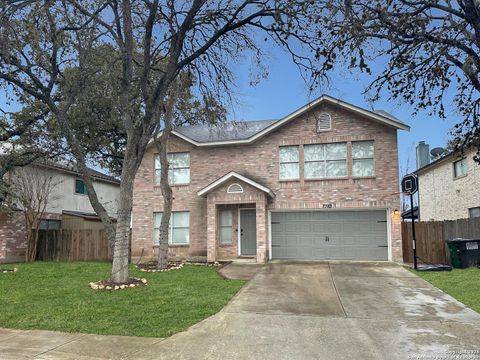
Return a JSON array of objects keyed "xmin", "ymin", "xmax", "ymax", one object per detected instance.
[{"xmin": 229, "ymin": 46, "xmax": 461, "ymax": 177}]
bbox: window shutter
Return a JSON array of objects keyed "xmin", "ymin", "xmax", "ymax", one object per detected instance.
[{"xmin": 317, "ymin": 113, "xmax": 331, "ymax": 131}]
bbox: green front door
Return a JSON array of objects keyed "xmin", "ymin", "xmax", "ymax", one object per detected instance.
[{"xmin": 240, "ymin": 209, "xmax": 257, "ymax": 256}]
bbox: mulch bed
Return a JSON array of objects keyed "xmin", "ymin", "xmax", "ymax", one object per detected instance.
[
  {"xmin": 0, "ymin": 268, "xmax": 18, "ymax": 273},
  {"xmin": 89, "ymin": 277, "xmax": 147, "ymax": 291}
]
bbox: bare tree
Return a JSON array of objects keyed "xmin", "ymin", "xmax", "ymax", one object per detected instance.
[
  {"xmin": 312, "ymin": 0, "xmax": 480, "ymax": 161},
  {"xmin": 1, "ymin": 1, "xmax": 327, "ymax": 283},
  {"xmin": 11, "ymin": 166, "xmax": 61, "ymax": 262}
]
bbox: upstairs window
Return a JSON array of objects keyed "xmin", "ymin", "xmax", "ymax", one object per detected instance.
[
  {"xmin": 304, "ymin": 143, "xmax": 347, "ymax": 179},
  {"xmin": 352, "ymin": 141, "xmax": 375, "ymax": 177},
  {"xmin": 279, "ymin": 146, "xmax": 300, "ymax": 180},
  {"xmin": 155, "ymin": 152, "xmax": 190, "ymax": 185},
  {"xmin": 75, "ymin": 179, "xmax": 88, "ymax": 195},
  {"xmin": 453, "ymin": 158, "xmax": 467, "ymax": 178}
]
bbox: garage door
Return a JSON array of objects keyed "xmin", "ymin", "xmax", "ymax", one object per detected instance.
[{"xmin": 271, "ymin": 210, "xmax": 388, "ymax": 260}]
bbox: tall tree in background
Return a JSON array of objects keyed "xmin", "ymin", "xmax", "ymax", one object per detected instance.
[
  {"xmin": 315, "ymin": 0, "xmax": 480, "ymax": 160},
  {"xmin": 1, "ymin": 1, "xmax": 327, "ymax": 283}
]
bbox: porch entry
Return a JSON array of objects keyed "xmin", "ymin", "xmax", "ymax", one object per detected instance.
[{"xmin": 239, "ymin": 209, "xmax": 257, "ymax": 256}]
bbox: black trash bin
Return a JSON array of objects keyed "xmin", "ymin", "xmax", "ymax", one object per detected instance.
[{"xmin": 446, "ymin": 238, "xmax": 480, "ymax": 269}]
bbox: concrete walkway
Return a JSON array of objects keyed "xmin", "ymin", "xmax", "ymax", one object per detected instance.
[{"xmin": 1, "ymin": 262, "xmax": 480, "ymax": 359}]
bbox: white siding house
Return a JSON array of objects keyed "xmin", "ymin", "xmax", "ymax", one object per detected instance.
[{"xmin": 39, "ymin": 165, "xmax": 120, "ymax": 217}]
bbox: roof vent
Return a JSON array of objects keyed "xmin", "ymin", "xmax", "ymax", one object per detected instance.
[
  {"xmin": 317, "ymin": 113, "xmax": 331, "ymax": 132},
  {"xmin": 227, "ymin": 183, "xmax": 243, "ymax": 194}
]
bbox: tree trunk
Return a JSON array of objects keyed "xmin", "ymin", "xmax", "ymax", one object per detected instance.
[
  {"xmin": 110, "ymin": 156, "xmax": 136, "ymax": 283},
  {"xmin": 24, "ymin": 213, "xmax": 35, "ymax": 262},
  {"xmin": 30, "ymin": 226, "xmax": 40, "ymax": 262},
  {"xmin": 157, "ymin": 129, "xmax": 173, "ymax": 269}
]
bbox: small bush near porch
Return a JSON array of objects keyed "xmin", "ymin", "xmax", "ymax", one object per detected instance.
[
  {"xmin": 0, "ymin": 262, "xmax": 245, "ymax": 337},
  {"xmin": 412, "ymin": 267, "xmax": 480, "ymax": 314}
]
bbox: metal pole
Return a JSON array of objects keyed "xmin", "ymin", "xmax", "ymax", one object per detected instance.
[{"xmin": 410, "ymin": 193, "xmax": 417, "ymax": 270}]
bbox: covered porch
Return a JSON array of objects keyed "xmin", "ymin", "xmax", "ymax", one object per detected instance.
[{"xmin": 197, "ymin": 172, "xmax": 275, "ymax": 263}]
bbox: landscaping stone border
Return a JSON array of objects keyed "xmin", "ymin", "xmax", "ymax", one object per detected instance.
[
  {"xmin": 1, "ymin": 268, "xmax": 18, "ymax": 273},
  {"xmin": 89, "ymin": 277, "xmax": 147, "ymax": 291},
  {"xmin": 134, "ymin": 260, "xmax": 230, "ymax": 274},
  {"xmin": 136, "ymin": 261, "xmax": 185, "ymax": 273}
]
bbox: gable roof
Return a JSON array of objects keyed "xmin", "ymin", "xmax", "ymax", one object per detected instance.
[
  {"xmin": 37, "ymin": 160, "xmax": 120, "ymax": 184},
  {"xmin": 197, "ymin": 171, "xmax": 275, "ymax": 198},
  {"xmin": 172, "ymin": 95, "xmax": 410, "ymax": 147}
]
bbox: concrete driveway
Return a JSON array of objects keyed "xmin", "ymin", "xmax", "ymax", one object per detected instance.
[{"xmin": 131, "ymin": 261, "xmax": 480, "ymax": 360}]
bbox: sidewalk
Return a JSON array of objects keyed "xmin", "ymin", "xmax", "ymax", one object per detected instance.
[{"xmin": 0, "ymin": 328, "xmax": 163, "ymax": 359}]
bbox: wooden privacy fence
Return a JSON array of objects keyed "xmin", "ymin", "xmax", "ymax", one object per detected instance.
[
  {"xmin": 36, "ymin": 229, "xmax": 112, "ymax": 261},
  {"xmin": 402, "ymin": 218, "xmax": 480, "ymax": 264}
]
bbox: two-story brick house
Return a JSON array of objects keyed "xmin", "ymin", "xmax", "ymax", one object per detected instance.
[{"xmin": 132, "ymin": 95, "xmax": 409, "ymax": 263}]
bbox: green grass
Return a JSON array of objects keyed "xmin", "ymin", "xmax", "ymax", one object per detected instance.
[
  {"xmin": 0, "ymin": 262, "xmax": 246, "ymax": 337},
  {"xmin": 411, "ymin": 267, "xmax": 480, "ymax": 313}
]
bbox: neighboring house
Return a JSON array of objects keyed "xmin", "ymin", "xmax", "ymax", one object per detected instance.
[
  {"xmin": 416, "ymin": 147, "xmax": 480, "ymax": 221},
  {"xmin": 0, "ymin": 161, "xmax": 120, "ymax": 262},
  {"xmin": 132, "ymin": 95, "xmax": 409, "ymax": 263}
]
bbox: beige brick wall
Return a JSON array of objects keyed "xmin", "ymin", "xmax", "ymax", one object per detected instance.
[
  {"xmin": 418, "ymin": 149, "xmax": 480, "ymax": 221},
  {"xmin": 132, "ymin": 102, "xmax": 403, "ymax": 262}
]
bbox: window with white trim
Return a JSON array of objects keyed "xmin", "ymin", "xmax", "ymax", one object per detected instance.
[
  {"xmin": 155, "ymin": 152, "xmax": 190, "ymax": 185},
  {"xmin": 279, "ymin": 146, "xmax": 299, "ymax": 180},
  {"xmin": 304, "ymin": 143, "xmax": 347, "ymax": 179},
  {"xmin": 219, "ymin": 210, "xmax": 233, "ymax": 244},
  {"xmin": 352, "ymin": 141, "xmax": 375, "ymax": 177},
  {"xmin": 453, "ymin": 158, "xmax": 467, "ymax": 178},
  {"xmin": 227, "ymin": 183, "xmax": 243, "ymax": 193},
  {"xmin": 153, "ymin": 211, "xmax": 190, "ymax": 245}
]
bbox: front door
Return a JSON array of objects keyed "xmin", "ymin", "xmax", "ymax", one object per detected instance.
[{"xmin": 240, "ymin": 209, "xmax": 257, "ymax": 256}]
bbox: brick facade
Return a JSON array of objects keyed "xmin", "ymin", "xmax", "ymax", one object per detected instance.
[
  {"xmin": 0, "ymin": 211, "xmax": 26, "ymax": 263},
  {"xmin": 0, "ymin": 211, "xmax": 62, "ymax": 263},
  {"xmin": 132, "ymin": 102, "xmax": 403, "ymax": 263},
  {"xmin": 418, "ymin": 148, "xmax": 480, "ymax": 221}
]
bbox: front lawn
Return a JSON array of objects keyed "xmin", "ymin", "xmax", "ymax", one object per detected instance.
[
  {"xmin": 0, "ymin": 262, "xmax": 245, "ymax": 337},
  {"xmin": 412, "ymin": 267, "xmax": 480, "ymax": 313}
]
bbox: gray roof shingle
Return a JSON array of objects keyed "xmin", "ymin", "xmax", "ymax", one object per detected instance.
[
  {"xmin": 172, "ymin": 96, "xmax": 408, "ymax": 145},
  {"xmin": 174, "ymin": 119, "xmax": 278, "ymax": 143}
]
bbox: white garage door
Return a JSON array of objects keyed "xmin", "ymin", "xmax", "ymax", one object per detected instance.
[{"xmin": 271, "ymin": 210, "xmax": 388, "ymax": 260}]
